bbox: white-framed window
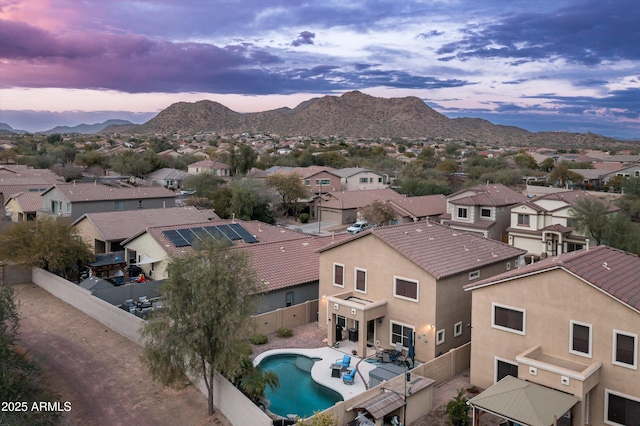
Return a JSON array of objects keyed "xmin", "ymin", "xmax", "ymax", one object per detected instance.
[
  {"xmin": 320, "ymin": 179, "xmax": 330, "ymax": 185},
  {"xmin": 612, "ymin": 330, "xmax": 637, "ymax": 369},
  {"xmin": 481, "ymin": 208, "xmax": 491, "ymax": 218},
  {"xmin": 492, "ymin": 303, "xmax": 526, "ymax": 335},
  {"xmin": 393, "ymin": 276, "xmax": 419, "ymax": 302},
  {"xmin": 304, "ymin": 179, "xmax": 310, "ymax": 186},
  {"xmin": 315, "ymin": 179, "xmax": 320, "ymax": 185},
  {"xmin": 333, "ymin": 263, "xmax": 344, "ymax": 287},
  {"xmin": 570, "ymin": 320, "xmax": 593, "ymax": 358},
  {"xmin": 436, "ymin": 329, "xmax": 445, "ymax": 345},
  {"xmin": 390, "ymin": 321, "xmax": 414, "ymax": 348},
  {"xmin": 114, "ymin": 201, "xmax": 125, "ymax": 210},
  {"xmin": 635, "ymin": 170, "xmax": 640, "ymax": 178},
  {"xmin": 495, "ymin": 357, "xmax": 519, "ymax": 383},
  {"xmin": 354, "ymin": 268, "xmax": 367, "ymax": 293},
  {"xmin": 469, "ymin": 270, "xmax": 480, "ymax": 280},
  {"xmin": 506, "ymin": 262, "xmax": 511, "ymax": 271},
  {"xmin": 454, "ymin": 321, "xmax": 463, "ymax": 337},
  {"xmin": 604, "ymin": 389, "xmax": 640, "ymax": 426},
  {"xmin": 359, "ymin": 177, "xmax": 368, "ymax": 183},
  {"xmin": 517, "ymin": 213, "xmax": 530, "ymax": 226},
  {"xmin": 458, "ymin": 207, "xmax": 468, "ymax": 219}
]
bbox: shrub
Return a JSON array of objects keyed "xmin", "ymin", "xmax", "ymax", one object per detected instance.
[
  {"xmin": 299, "ymin": 213, "xmax": 310, "ymax": 223},
  {"xmin": 277, "ymin": 327, "xmax": 293, "ymax": 338},
  {"xmin": 250, "ymin": 333, "xmax": 268, "ymax": 345},
  {"xmin": 446, "ymin": 388, "xmax": 470, "ymax": 426}
]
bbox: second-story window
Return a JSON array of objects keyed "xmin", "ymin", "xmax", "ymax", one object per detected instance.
[
  {"xmin": 517, "ymin": 214, "xmax": 530, "ymax": 226},
  {"xmin": 481, "ymin": 208, "xmax": 491, "ymax": 218},
  {"xmin": 394, "ymin": 277, "xmax": 418, "ymax": 301},
  {"xmin": 492, "ymin": 303, "xmax": 525, "ymax": 335},
  {"xmin": 355, "ymin": 268, "xmax": 367, "ymax": 293},
  {"xmin": 570, "ymin": 320, "xmax": 592, "ymax": 358},
  {"xmin": 458, "ymin": 207, "xmax": 468, "ymax": 219},
  {"xmin": 333, "ymin": 263, "xmax": 344, "ymax": 287},
  {"xmin": 304, "ymin": 179, "xmax": 310, "ymax": 186}
]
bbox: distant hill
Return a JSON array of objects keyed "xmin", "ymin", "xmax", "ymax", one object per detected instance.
[
  {"xmin": 0, "ymin": 123, "xmax": 28, "ymax": 134},
  {"xmin": 44, "ymin": 119, "xmax": 134, "ymax": 135},
  {"xmin": 128, "ymin": 91, "xmax": 625, "ymax": 147}
]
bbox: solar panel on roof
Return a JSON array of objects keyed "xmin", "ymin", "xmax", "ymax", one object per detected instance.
[
  {"xmin": 229, "ymin": 223, "xmax": 259, "ymax": 243},
  {"xmin": 176, "ymin": 228, "xmax": 201, "ymax": 245},
  {"xmin": 163, "ymin": 230, "xmax": 190, "ymax": 247},
  {"xmin": 217, "ymin": 224, "xmax": 242, "ymax": 240}
]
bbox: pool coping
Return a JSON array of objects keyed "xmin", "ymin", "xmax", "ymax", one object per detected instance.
[{"xmin": 254, "ymin": 346, "xmax": 377, "ymax": 402}]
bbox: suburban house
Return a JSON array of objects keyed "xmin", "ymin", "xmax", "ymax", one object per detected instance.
[
  {"xmin": 71, "ymin": 206, "xmax": 218, "ymax": 254},
  {"xmin": 187, "ymin": 160, "xmax": 231, "ymax": 177},
  {"xmin": 317, "ymin": 221, "xmax": 526, "ymax": 363},
  {"xmin": 440, "ymin": 183, "xmax": 528, "ymax": 241},
  {"xmin": 332, "ymin": 167, "xmax": 388, "ymax": 191},
  {"xmin": 0, "ymin": 164, "xmax": 62, "ymax": 206},
  {"xmin": 507, "ymin": 190, "xmax": 619, "ymax": 258},
  {"xmin": 303, "ymin": 169, "xmax": 342, "ymax": 194},
  {"xmin": 603, "ymin": 163, "xmax": 640, "ymax": 184},
  {"xmin": 38, "ymin": 182, "xmax": 177, "ymax": 222},
  {"xmin": 465, "ymin": 246, "xmax": 640, "ymax": 426},
  {"xmin": 144, "ymin": 168, "xmax": 192, "ymax": 189},
  {"xmin": 312, "ymin": 188, "xmax": 405, "ymax": 226},
  {"xmin": 387, "ymin": 194, "xmax": 447, "ymax": 224},
  {"xmin": 120, "ymin": 220, "xmax": 343, "ymax": 312},
  {"xmin": 4, "ymin": 191, "xmax": 43, "ymax": 221}
]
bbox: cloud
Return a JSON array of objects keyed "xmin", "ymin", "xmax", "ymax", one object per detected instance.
[
  {"xmin": 417, "ymin": 30, "xmax": 444, "ymax": 39},
  {"xmin": 291, "ymin": 31, "xmax": 315, "ymax": 46}
]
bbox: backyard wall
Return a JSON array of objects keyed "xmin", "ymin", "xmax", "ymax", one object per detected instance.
[
  {"xmin": 252, "ymin": 299, "xmax": 319, "ymax": 335},
  {"xmin": 0, "ymin": 262, "xmax": 32, "ymax": 285},
  {"xmin": 31, "ymin": 268, "xmax": 271, "ymax": 426}
]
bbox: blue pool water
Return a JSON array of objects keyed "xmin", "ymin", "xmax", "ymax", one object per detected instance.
[{"xmin": 258, "ymin": 354, "xmax": 343, "ymax": 418}]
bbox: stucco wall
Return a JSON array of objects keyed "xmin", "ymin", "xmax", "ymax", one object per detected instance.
[
  {"xmin": 252, "ymin": 300, "xmax": 319, "ymax": 335},
  {"xmin": 259, "ymin": 281, "xmax": 318, "ymax": 313},
  {"xmin": 0, "ymin": 263, "xmax": 32, "ymax": 285}
]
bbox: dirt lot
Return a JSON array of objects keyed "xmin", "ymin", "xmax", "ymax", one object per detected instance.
[{"xmin": 13, "ymin": 282, "xmax": 231, "ymax": 426}]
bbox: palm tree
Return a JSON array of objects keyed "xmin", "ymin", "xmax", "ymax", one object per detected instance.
[{"xmin": 240, "ymin": 365, "xmax": 280, "ymax": 404}]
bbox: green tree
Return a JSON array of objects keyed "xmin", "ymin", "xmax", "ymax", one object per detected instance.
[
  {"xmin": 540, "ymin": 157, "xmax": 555, "ymax": 172},
  {"xmin": 140, "ymin": 239, "xmax": 262, "ymax": 416},
  {"xmin": 357, "ymin": 200, "xmax": 397, "ymax": 226},
  {"xmin": 266, "ymin": 174, "xmax": 310, "ymax": 216},
  {"xmin": 182, "ymin": 172, "xmax": 225, "ymax": 199},
  {"xmin": 0, "ymin": 217, "xmax": 93, "ymax": 277},
  {"xmin": 435, "ymin": 159, "xmax": 459, "ymax": 173},
  {"xmin": 229, "ymin": 144, "xmax": 257, "ymax": 176},
  {"xmin": 570, "ymin": 198, "xmax": 613, "ymax": 245},
  {"xmin": 549, "ymin": 165, "xmax": 584, "ymax": 188},
  {"xmin": 110, "ymin": 149, "xmax": 167, "ymax": 178},
  {"xmin": 514, "ymin": 152, "xmax": 538, "ymax": 170},
  {"xmin": 228, "ymin": 179, "xmax": 275, "ymax": 224},
  {"xmin": 0, "ymin": 148, "xmax": 18, "ymax": 164}
]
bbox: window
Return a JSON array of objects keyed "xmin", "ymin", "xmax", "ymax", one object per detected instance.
[
  {"xmin": 613, "ymin": 330, "xmax": 637, "ymax": 369},
  {"xmin": 355, "ymin": 268, "xmax": 367, "ymax": 293},
  {"xmin": 469, "ymin": 270, "xmax": 480, "ymax": 280},
  {"xmin": 394, "ymin": 277, "xmax": 418, "ymax": 301},
  {"xmin": 495, "ymin": 358, "xmax": 519, "ymax": 383},
  {"xmin": 605, "ymin": 389, "xmax": 640, "ymax": 426},
  {"xmin": 458, "ymin": 207, "xmax": 468, "ymax": 219},
  {"xmin": 333, "ymin": 263, "xmax": 344, "ymax": 287},
  {"xmin": 378, "ymin": 177, "xmax": 383, "ymax": 183},
  {"xmin": 635, "ymin": 170, "xmax": 640, "ymax": 178},
  {"xmin": 304, "ymin": 179, "xmax": 310, "ymax": 186},
  {"xmin": 359, "ymin": 177, "xmax": 368, "ymax": 183},
  {"xmin": 320, "ymin": 179, "xmax": 330, "ymax": 185},
  {"xmin": 138, "ymin": 200, "xmax": 143, "ymax": 209},
  {"xmin": 567, "ymin": 242, "xmax": 583, "ymax": 252},
  {"xmin": 492, "ymin": 303, "xmax": 525, "ymax": 335},
  {"xmin": 506, "ymin": 262, "xmax": 511, "ymax": 271},
  {"xmin": 436, "ymin": 329, "xmax": 445, "ymax": 345},
  {"xmin": 315, "ymin": 179, "xmax": 320, "ymax": 185},
  {"xmin": 390, "ymin": 322, "xmax": 413, "ymax": 347},
  {"xmin": 285, "ymin": 291, "xmax": 294, "ymax": 307},
  {"xmin": 454, "ymin": 322, "xmax": 463, "ymax": 337},
  {"xmin": 517, "ymin": 214, "xmax": 530, "ymax": 226},
  {"xmin": 114, "ymin": 201, "xmax": 125, "ymax": 211},
  {"xmin": 481, "ymin": 208, "xmax": 491, "ymax": 218},
  {"xmin": 66, "ymin": 202, "xmax": 71, "ymax": 213},
  {"xmin": 570, "ymin": 320, "xmax": 592, "ymax": 358}
]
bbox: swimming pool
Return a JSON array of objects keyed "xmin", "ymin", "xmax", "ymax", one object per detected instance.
[{"xmin": 258, "ymin": 354, "xmax": 343, "ymax": 418}]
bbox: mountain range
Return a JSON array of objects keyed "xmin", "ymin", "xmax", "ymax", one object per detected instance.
[
  {"xmin": 0, "ymin": 120, "xmax": 133, "ymax": 135},
  {"xmin": 104, "ymin": 91, "xmax": 624, "ymax": 147}
]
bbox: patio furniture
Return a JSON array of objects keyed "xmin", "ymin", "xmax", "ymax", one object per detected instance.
[
  {"xmin": 382, "ymin": 351, "xmax": 392, "ymax": 363},
  {"xmin": 343, "ymin": 368, "xmax": 357, "ymax": 385},
  {"xmin": 330, "ymin": 363, "xmax": 343, "ymax": 378},
  {"xmin": 335, "ymin": 354, "xmax": 351, "ymax": 370}
]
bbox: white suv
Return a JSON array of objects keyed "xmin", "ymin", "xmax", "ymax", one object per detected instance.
[{"xmin": 347, "ymin": 221, "xmax": 370, "ymax": 235}]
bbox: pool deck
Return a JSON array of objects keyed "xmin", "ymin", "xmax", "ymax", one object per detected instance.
[{"xmin": 253, "ymin": 346, "xmax": 378, "ymax": 401}]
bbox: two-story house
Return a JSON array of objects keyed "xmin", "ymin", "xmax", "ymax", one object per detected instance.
[
  {"xmin": 508, "ymin": 190, "xmax": 619, "ymax": 258},
  {"xmin": 187, "ymin": 160, "xmax": 231, "ymax": 177},
  {"xmin": 312, "ymin": 188, "xmax": 405, "ymax": 226},
  {"xmin": 332, "ymin": 167, "xmax": 388, "ymax": 191},
  {"xmin": 440, "ymin": 184, "xmax": 528, "ymax": 241},
  {"xmin": 465, "ymin": 246, "xmax": 640, "ymax": 426},
  {"xmin": 317, "ymin": 221, "xmax": 526, "ymax": 362},
  {"xmin": 38, "ymin": 182, "xmax": 177, "ymax": 222}
]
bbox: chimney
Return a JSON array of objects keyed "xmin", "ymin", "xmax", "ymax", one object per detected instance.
[{"xmin": 585, "ymin": 239, "xmax": 590, "ymax": 250}]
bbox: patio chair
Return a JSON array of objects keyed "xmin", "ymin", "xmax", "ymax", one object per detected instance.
[
  {"xmin": 335, "ymin": 354, "xmax": 351, "ymax": 370},
  {"xmin": 343, "ymin": 368, "xmax": 356, "ymax": 385}
]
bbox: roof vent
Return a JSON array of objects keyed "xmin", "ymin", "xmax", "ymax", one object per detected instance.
[
  {"xmin": 602, "ymin": 262, "xmax": 610, "ymax": 270},
  {"xmin": 416, "ymin": 229, "xmax": 422, "ymax": 232}
]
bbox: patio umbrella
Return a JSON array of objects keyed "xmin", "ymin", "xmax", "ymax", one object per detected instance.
[{"xmin": 407, "ymin": 331, "xmax": 415, "ymax": 362}]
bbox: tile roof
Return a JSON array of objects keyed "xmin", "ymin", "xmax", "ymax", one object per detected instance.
[
  {"xmin": 240, "ymin": 233, "xmax": 351, "ymax": 293},
  {"xmin": 465, "ymin": 245, "xmax": 640, "ymax": 312},
  {"xmin": 0, "ymin": 184, "xmax": 50, "ymax": 199},
  {"xmin": 321, "ymin": 188, "xmax": 403, "ymax": 210},
  {"xmin": 537, "ymin": 190, "xmax": 619, "ymax": 212},
  {"xmin": 188, "ymin": 160, "xmax": 230, "ymax": 169},
  {"xmin": 331, "ymin": 167, "xmax": 380, "ymax": 178},
  {"xmin": 71, "ymin": 207, "xmax": 219, "ymax": 241},
  {"xmin": 319, "ymin": 221, "xmax": 526, "ymax": 279},
  {"xmin": 4, "ymin": 191, "xmax": 43, "ymax": 212},
  {"xmin": 388, "ymin": 194, "xmax": 447, "ymax": 218},
  {"xmin": 448, "ymin": 183, "xmax": 528, "ymax": 206},
  {"xmin": 146, "ymin": 168, "xmax": 191, "ymax": 181},
  {"xmin": 43, "ymin": 182, "xmax": 177, "ymax": 202}
]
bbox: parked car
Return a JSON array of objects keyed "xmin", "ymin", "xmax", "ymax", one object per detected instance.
[
  {"xmin": 179, "ymin": 189, "xmax": 196, "ymax": 196},
  {"xmin": 347, "ymin": 221, "xmax": 370, "ymax": 234}
]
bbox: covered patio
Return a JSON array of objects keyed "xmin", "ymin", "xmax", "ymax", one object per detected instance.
[{"xmin": 468, "ymin": 376, "xmax": 579, "ymax": 426}]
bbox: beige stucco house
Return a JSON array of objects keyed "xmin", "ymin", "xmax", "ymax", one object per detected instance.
[
  {"xmin": 465, "ymin": 246, "xmax": 640, "ymax": 426},
  {"xmin": 508, "ymin": 190, "xmax": 619, "ymax": 258},
  {"xmin": 317, "ymin": 221, "xmax": 526, "ymax": 363},
  {"xmin": 187, "ymin": 160, "xmax": 230, "ymax": 177},
  {"xmin": 4, "ymin": 191, "xmax": 42, "ymax": 221},
  {"xmin": 332, "ymin": 167, "xmax": 388, "ymax": 191}
]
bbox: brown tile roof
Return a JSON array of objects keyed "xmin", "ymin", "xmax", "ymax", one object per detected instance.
[
  {"xmin": 322, "ymin": 188, "xmax": 403, "ymax": 209},
  {"xmin": 43, "ymin": 183, "xmax": 177, "ymax": 202},
  {"xmin": 189, "ymin": 160, "xmax": 230, "ymax": 169},
  {"xmin": 446, "ymin": 218, "xmax": 495, "ymax": 230},
  {"xmin": 71, "ymin": 207, "xmax": 219, "ymax": 241},
  {"xmin": 5, "ymin": 191, "xmax": 43, "ymax": 212},
  {"xmin": 389, "ymin": 194, "xmax": 447, "ymax": 218},
  {"xmin": 537, "ymin": 190, "xmax": 619, "ymax": 212},
  {"xmin": 320, "ymin": 221, "xmax": 526, "ymax": 279},
  {"xmin": 465, "ymin": 245, "xmax": 640, "ymax": 312},
  {"xmin": 241, "ymin": 233, "xmax": 351, "ymax": 293},
  {"xmin": 449, "ymin": 183, "xmax": 528, "ymax": 206},
  {"xmin": 0, "ymin": 184, "xmax": 50, "ymax": 199}
]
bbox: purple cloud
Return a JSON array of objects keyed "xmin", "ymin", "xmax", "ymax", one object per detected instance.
[{"xmin": 292, "ymin": 31, "xmax": 316, "ymax": 47}]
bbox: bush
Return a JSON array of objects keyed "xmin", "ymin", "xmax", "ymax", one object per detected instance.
[
  {"xmin": 299, "ymin": 213, "xmax": 310, "ymax": 223},
  {"xmin": 250, "ymin": 333, "xmax": 268, "ymax": 345},
  {"xmin": 446, "ymin": 388, "xmax": 470, "ymax": 426},
  {"xmin": 277, "ymin": 327, "xmax": 293, "ymax": 338}
]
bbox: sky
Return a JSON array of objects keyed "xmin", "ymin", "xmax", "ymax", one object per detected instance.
[{"xmin": 0, "ymin": 0, "xmax": 639, "ymax": 139}]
